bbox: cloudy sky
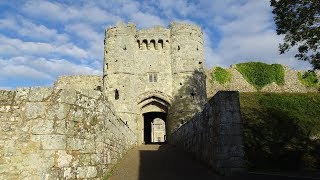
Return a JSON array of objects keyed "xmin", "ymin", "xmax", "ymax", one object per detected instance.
[{"xmin": 0, "ymin": 0, "xmax": 313, "ymax": 89}]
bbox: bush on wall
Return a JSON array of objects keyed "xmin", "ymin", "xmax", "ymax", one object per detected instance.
[
  {"xmin": 298, "ymin": 70, "xmax": 319, "ymax": 87},
  {"xmin": 211, "ymin": 66, "xmax": 232, "ymax": 84},
  {"xmin": 236, "ymin": 62, "xmax": 285, "ymax": 90}
]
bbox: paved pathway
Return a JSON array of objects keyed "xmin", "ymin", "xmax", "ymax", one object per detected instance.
[
  {"xmin": 109, "ymin": 144, "xmax": 225, "ymax": 180},
  {"xmin": 109, "ymin": 144, "xmax": 319, "ymax": 180}
]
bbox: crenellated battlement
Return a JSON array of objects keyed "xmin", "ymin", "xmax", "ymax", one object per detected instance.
[{"xmin": 136, "ymin": 39, "xmax": 169, "ymax": 50}]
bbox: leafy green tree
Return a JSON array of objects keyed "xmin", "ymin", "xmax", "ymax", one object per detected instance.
[{"xmin": 270, "ymin": 0, "xmax": 320, "ymax": 69}]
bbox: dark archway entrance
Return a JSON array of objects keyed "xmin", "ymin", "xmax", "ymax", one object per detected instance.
[{"xmin": 143, "ymin": 112, "xmax": 167, "ymax": 144}]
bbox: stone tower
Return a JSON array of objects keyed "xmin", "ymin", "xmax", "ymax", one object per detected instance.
[{"xmin": 103, "ymin": 22, "xmax": 207, "ymax": 144}]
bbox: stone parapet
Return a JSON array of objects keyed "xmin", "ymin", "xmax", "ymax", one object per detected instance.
[
  {"xmin": 54, "ymin": 75, "xmax": 102, "ymax": 91},
  {"xmin": 170, "ymin": 91, "xmax": 245, "ymax": 176}
]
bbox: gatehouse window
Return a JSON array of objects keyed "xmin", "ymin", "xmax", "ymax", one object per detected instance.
[
  {"xmin": 148, "ymin": 73, "xmax": 158, "ymax": 83},
  {"xmin": 115, "ymin": 89, "xmax": 119, "ymax": 100}
]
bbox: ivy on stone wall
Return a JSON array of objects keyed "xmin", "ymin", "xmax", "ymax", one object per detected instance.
[
  {"xmin": 298, "ymin": 71, "xmax": 319, "ymax": 88},
  {"xmin": 211, "ymin": 66, "xmax": 232, "ymax": 85},
  {"xmin": 236, "ymin": 62, "xmax": 285, "ymax": 90}
]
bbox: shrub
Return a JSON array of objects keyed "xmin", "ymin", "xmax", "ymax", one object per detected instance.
[
  {"xmin": 236, "ymin": 62, "xmax": 285, "ymax": 90},
  {"xmin": 298, "ymin": 70, "xmax": 319, "ymax": 87},
  {"xmin": 211, "ymin": 66, "xmax": 232, "ymax": 84}
]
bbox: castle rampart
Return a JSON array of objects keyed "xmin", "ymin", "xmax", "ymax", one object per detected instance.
[{"xmin": 0, "ymin": 88, "xmax": 137, "ymax": 179}]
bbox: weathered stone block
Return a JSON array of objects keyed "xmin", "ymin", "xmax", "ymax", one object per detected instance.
[
  {"xmin": 56, "ymin": 150, "xmax": 73, "ymax": 168},
  {"xmin": 63, "ymin": 167, "xmax": 74, "ymax": 179},
  {"xmin": 55, "ymin": 120, "xmax": 66, "ymax": 134},
  {"xmin": 57, "ymin": 90, "xmax": 77, "ymax": 104},
  {"xmin": 76, "ymin": 166, "xmax": 97, "ymax": 178},
  {"xmin": 0, "ymin": 90, "xmax": 15, "ymax": 105},
  {"xmin": 75, "ymin": 95, "xmax": 96, "ymax": 109},
  {"xmin": 67, "ymin": 138, "xmax": 95, "ymax": 153},
  {"xmin": 25, "ymin": 102, "xmax": 46, "ymax": 119},
  {"xmin": 31, "ymin": 120, "xmax": 54, "ymax": 134},
  {"xmin": 0, "ymin": 105, "xmax": 11, "ymax": 113},
  {"xmin": 31, "ymin": 135, "xmax": 66, "ymax": 150},
  {"xmin": 28, "ymin": 87, "xmax": 53, "ymax": 102},
  {"xmin": 216, "ymin": 123, "xmax": 241, "ymax": 135},
  {"xmin": 69, "ymin": 108, "xmax": 84, "ymax": 122},
  {"xmin": 79, "ymin": 153, "xmax": 91, "ymax": 166},
  {"xmin": 78, "ymin": 89, "xmax": 101, "ymax": 99},
  {"xmin": 47, "ymin": 104, "xmax": 70, "ymax": 120},
  {"xmin": 15, "ymin": 87, "xmax": 30, "ymax": 103}
]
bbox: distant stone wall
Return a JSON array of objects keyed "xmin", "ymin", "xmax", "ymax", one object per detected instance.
[
  {"xmin": 206, "ymin": 66, "xmax": 319, "ymax": 98},
  {"xmin": 54, "ymin": 75, "xmax": 102, "ymax": 91},
  {"xmin": 170, "ymin": 91, "xmax": 245, "ymax": 175},
  {"xmin": 0, "ymin": 87, "xmax": 137, "ymax": 179}
]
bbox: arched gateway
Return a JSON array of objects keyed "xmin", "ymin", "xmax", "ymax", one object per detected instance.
[{"xmin": 137, "ymin": 91, "xmax": 172, "ymax": 144}]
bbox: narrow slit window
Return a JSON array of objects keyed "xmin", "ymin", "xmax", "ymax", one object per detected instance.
[
  {"xmin": 148, "ymin": 73, "xmax": 158, "ymax": 83},
  {"xmin": 158, "ymin": 39, "xmax": 163, "ymax": 49},
  {"xmin": 137, "ymin": 40, "xmax": 141, "ymax": 49},
  {"xmin": 115, "ymin": 89, "xmax": 119, "ymax": 100},
  {"xmin": 150, "ymin": 39, "xmax": 155, "ymax": 50}
]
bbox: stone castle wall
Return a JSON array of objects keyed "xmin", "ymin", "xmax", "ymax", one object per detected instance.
[
  {"xmin": 0, "ymin": 87, "xmax": 137, "ymax": 179},
  {"xmin": 54, "ymin": 75, "xmax": 102, "ymax": 91},
  {"xmin": 206, "ymin": 66, "xmax": 320, "ymax": 97},
  {"xmin": 170, "ymin": 91, "xmax": 245, "ymax": 175}
]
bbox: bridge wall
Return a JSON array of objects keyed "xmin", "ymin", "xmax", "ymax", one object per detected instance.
[
  {"xmin": 170, "ymin": 91, "xmax": 245, "ymax": 175},
  {"xmin": 0, "ymin": 87, "xmax": 137, "ymax": 179}
]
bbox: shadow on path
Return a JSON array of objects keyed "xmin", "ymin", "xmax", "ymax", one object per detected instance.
[
  {"xmin": 110, "ymin": 144, "xmax": 318, "ymax": 180},
  {"xmin": 110, "ymin": 144, "xmax": 224, "ymax": 180},
  {"xmin": 138, "ymin": 144, "xmax": 221, "ymax": 180}
]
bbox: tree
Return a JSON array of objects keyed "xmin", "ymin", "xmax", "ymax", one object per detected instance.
[{"xmin": 270, "ymin": 0, "xmax": 320, "ymax": 69}]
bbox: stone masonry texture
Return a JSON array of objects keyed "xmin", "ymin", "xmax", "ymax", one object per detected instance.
[
  {"xmin": 0, "ymin": 87, "xmax": 137, "ymax": 179},
  {"xmin": 170, "ymin": 91, "xmax": 245, "ymax": 176}
]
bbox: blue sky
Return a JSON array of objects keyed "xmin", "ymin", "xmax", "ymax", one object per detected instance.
[{"xmin": 0, "ymin": 0, "xmax": 312, "ymax": 89}]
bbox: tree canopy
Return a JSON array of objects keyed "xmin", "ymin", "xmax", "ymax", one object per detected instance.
[{"xmin": 270, "ymin": 0, "xmax": 320, "ymax": 69}]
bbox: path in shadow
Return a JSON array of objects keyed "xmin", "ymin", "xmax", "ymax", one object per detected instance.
[
  {"xmin": 109, "ymin": 144, "xmax": 224, "ymax": 180},
  {"xmin": 110, "ymin": 144, "xmax": 318, "ymax": 180},
  {"xmin": 138, "ymin": 144, "xmax": 220, "ymax": 180}
]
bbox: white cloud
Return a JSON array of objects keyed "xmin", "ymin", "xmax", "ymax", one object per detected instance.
[
  {"xmin": 1, "ymin": 65, "xmax": 52, "ymax": 80},
  {"xmin": 0, "ymin": 17, "xmax": 17, "ymax": 29},
  {"xmin": 0, "ymin": 35, "xmax": 88, "ymax": 58},
  {"xmin": 154, "ymin": 0, "xmax": 198, "ymax": 18},
  {"xmin": 200, "ymin": 0, "xmax": 312, "ymax": 70},
  {"xmin": 22, "ymin": 0, "xmax": 120, "ymax": 24},
  {"xmin": 130, "ymin": 12, "xmax": 166, "ymax": 28},
  {"xmin": 0, "ymin": 56, "xmax": 100, "ymax": 82},
  {"xmin": 22, "ymin": 1, "xmax": 77, "ymax": 22},
  {"xmin": 18, "ymin": 19, "xmax": 69, "ymax": 43},
  {"xmin": 65, "ymin": 23, "xmax": 104, "ymax": 60}
]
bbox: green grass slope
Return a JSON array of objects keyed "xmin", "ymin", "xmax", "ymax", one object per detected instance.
[{"xmin": 240, "ymin": 92, "xmax": 320, "ymax": 171}]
